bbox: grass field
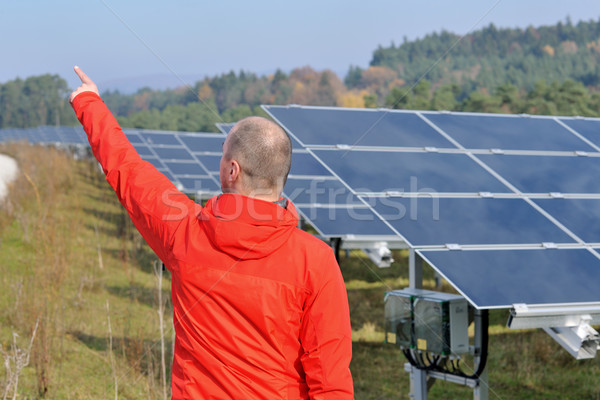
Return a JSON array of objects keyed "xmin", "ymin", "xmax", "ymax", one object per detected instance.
[{"xmin": 0, "ymin": 144, "xmax": 599, "ymax": 399}]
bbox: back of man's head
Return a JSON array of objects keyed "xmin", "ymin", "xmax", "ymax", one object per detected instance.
[{"xmin": 224, "ymin": 116, "xmax": 292, "ymax": 197}]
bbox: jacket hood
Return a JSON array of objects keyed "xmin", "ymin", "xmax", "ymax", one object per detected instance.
[{"xmin": 200, "ymin": 193, "xmax": 299, "ymax": 260}]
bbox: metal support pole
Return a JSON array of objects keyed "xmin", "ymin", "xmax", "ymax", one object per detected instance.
[
  {"xmin": 408, "ymin": 248, "xmax": 425, "ymax": 398},
  {"xmin": 474, "ymin": 369, "xmax": 489, "ymax": 400},
  {"xmin": 409, "ymin": 366, "xmax": 429, "ymax": 400},
  {"xmin": 330, "ymin": 238, "xmax": 342, "ymax": 264},
  {"xmin": 473, "ymin": 309, "xmax": 489, "ymax": 400},
  {"xmin": 409, "ymin": 248, "xmax": 423, "ymax": 289}
]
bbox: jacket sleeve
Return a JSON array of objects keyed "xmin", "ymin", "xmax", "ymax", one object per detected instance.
[
  {"xmin": 300, "ymin": 248, "xmax": 354, "ymax": 399},
  {"xmin": 71, "ymin": 92, "xmax": 199, "ymax": 265}
]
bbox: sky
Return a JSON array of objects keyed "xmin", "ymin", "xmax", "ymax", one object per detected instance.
[{"xmin": 1, "ymin": 0, "xmax": 599, "ymax": 92}]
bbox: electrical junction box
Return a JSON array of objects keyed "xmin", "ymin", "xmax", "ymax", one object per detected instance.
[
  {"xmin": 384, "ymin": 289, "xmax": 415, "ymax": 347},
  {"xmin": 384, "ymin": 289, "xmax": 469, "ymax": 355}
]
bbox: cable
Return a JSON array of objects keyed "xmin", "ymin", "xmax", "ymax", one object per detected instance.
[
  {"xmin": 457, "ymin": 309, "xmax": 489, "ymax": 379},
  {"xmin": 403, "ymin": 348, "xmax": 419, "ymax": 368},
  {"xmin": 400, "ymin": 308, "xmax": 489, "ymax": 379}
]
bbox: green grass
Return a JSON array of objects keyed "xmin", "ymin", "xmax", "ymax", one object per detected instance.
[{"xmin": 1, "ymin": 143, "xmax": 599, "ymax": 399}]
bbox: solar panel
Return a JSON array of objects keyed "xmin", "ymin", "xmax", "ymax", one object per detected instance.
[
  {"xmin": 262, "ymin": 104, "xmax": 600, "ymax": 310},
  {"xmin": 215, "ymin": 122, "xmax": 235, "ymax": 134},
  {"xmin": 175, "ymin": 177, "xmax": 220, "ymax": 193},
  {"xmin": 423, "ymin": 113, "xmax": 595, "ymax": 152},
  {"xmin": 534, "ymin": 199, "xmax": 600, "ymax": 243},
  {"xmin": 418, "ymin": 249, "xmax": 600, "ymax": 308},
  {"xmin": 371, "ymin": 197, "xmax": 575, "ymax": 247},
  {"xmin": 134, "ymin": 145, "xmax": 154, "ymax": 157},
  {"xmin": 143, "ymin": 157, "xmax": 165, "ymax": 170},
  {"xmin": 140, "ymin": 132, "xmax": 181, "ymax": 145},
  {"xmin": 283, "ymin": 178, "xmax": 356, "ymax": 205},
  {"xmin": 194, "ymin": 154, "xmax": 222, "ymax": 173},
  {"xmin": 124, "ymin": 131, "xmax": 145, "ymax": 144},
  {"xmin": 152, "ymin": 147, "xmax": 195, "ymax": 161},
  {"xmin": 478, "ymin": 154, "xmax": 600, "ymax": 194},
  {"xmin": 264, "ymin": 106, "xmax": 456, "ymax": 148},
  {"xmin": 312, "ymin": 150, "xmax": 510, "ymax": 194},
  {"xmin": 179, "ymin": 135, "xmax": 224, "ymax": 153},
  {"xmin": 299, "ymin": 206, "xmax": 397, "ymax": 237},
  {"xmin": 559, "ymin": 118, "xmax": 600, "ymax": 149},
  {"xmin": 0, "ymin": 126, "xmax": 88, "ymax": 146},
  {"xmin": 163, "ymin": 161, "xmax": 204, "ymax": 176},
  {"xmin": 131, "ymin": 131, "xmax": 225, "ymax": 195}
]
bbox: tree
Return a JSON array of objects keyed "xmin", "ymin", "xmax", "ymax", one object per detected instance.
[
  {"xmin": 431, "ymin": 84, "xmax": 460, "ymax": 111},
  {"xmin": 344, "ymin": 65, "xmax": 363, "ymax": 89}
]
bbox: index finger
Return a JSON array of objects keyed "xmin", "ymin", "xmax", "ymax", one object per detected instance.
[{"xmin": 73, "ymin": 65, "xmax": 93, "ymax": 84}]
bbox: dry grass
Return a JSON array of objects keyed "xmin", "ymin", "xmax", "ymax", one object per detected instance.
[{"xmin": 0, "ymin": 143, "xmax": 173, "ymax": 399}]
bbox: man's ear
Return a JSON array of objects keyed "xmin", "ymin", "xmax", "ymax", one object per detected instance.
[{"xmin": 229, "ymin": 159, "xmax": 241, "ymax": 183}]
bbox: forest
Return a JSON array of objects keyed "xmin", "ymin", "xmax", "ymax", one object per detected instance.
[{"xmin": 1, "ymin": 17, "xmax": 600, "ymax": 131}]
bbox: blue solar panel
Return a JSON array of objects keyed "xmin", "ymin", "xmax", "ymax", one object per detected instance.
[
  {"xmin": 156, "ymin": 169, "xmax": 175, "ymax": 182},
  {"xmin": 264, "ymin": 106, "xmax": 455, "ymax": 148},
  {"xmin": 58, "ymin": 126, "xmax": 87, "ymax": 144},
  {"xmin": 124, "ymin": 131, "xmax": 145, "ymax": 144},
  {"xmin": 164, "ymin": 161, "xmax": 205, "ymax": 176},
  {"xmin": 215, "ymin": 122, "xmax": 235, "ymax": 134},
  {"xmin": 142, "ymin": 157, "xmax": 164, "ymax": 169},
  {"xmin": 313, "ymin": 150, "xmax": 509, "ymax": 194},
  {"xmin": 152, "ymin": 147, "xmax": 195, "ymax": 161},
  {"xmin": 132, "ymin": 145, "xmax": 154, "ymax": 157},
  {"xmin": 479, "ymin": 154, "xmax": 600, "ymax": 194},
  {"xmin": 559, "ymin": 118, "xmax": 600, "ymax": 149},
  {"xmin": 141, "ymin": 132, "xmax": 181, "ymax": 145},
  {"xmin": 372, "ymin": 197, "xmax": 574, "ymax": 246},
  {"xmin": 179, "ymin": 135, "xmax": 224, "ymax": 153},
  {"xmin": 419, "ymin": 249, "xmax": 600, "ymax": 308},
  {"xmin": 39, "ymin": 126, "xmax": 61, "ymax": 143},
  {"xmin": 534, "ymin": 199, "xmax": 600, "ymax": 243},
  {"xmin": 424, "ymin": 113, "xmax": 594, "ymax": 151},
  {"xmin": 176, "ymin": 177, "xmax": 220, "ymax": 192},
  {"xmin": 290, "ymin": 152, "xmax": 331, "ymax": 177},
  {"xmin": 284, "ymin": 178, "xmax": 357, "ymax": 205},
  {"xmin": 195, "ymin": 154, "xmax": 221, "ymax": 173},
  {"xmin": 300, "ymin": 206, "xmax": 397, "ymax": 237}
]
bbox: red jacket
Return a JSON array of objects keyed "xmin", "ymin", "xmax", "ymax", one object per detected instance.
[{"xmin": 72, "ymin": 92, "xmax": 354, "ymax": 399}]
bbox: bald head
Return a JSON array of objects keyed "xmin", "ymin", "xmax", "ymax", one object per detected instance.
[{"xmin": 223, "ymin": 116, "xmax": 292, "ymax": 196}]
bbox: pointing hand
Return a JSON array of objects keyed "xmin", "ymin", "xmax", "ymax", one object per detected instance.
[{"xmin": 69, "ymin": 66, "xmax": 99, "ymax": 103}]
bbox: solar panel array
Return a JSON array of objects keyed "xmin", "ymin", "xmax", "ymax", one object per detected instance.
[
  {"xmin": 5, "ymin": 108, "xmax": 600, "ymax": 310},
  {"xmin": 0, "ymin": 125, "xmax": 88, "ymax": 145},
  {"xmin": 123, "ymin": 130, "xmax": 223, "ymax": 196},
  {"xmin": 0, "ymin": 126, "xmax": 223, "ymax": 197},
  {"xmin": 262, "ymin": 105, "xmax": 600, "ymax": 309}
]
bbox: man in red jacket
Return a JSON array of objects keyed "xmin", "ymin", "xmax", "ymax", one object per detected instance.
[{"xmin": 70, "ymin": 66, "xmax": 354, "ymax": 399}]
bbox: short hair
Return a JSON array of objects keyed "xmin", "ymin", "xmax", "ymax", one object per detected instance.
[{"xmin": 225, "ymin": 116, "xmax": 292, "ymax": 192}]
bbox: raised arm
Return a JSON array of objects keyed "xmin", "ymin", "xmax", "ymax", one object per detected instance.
[{"xmin": 70, "ymin": 66, "xmax": 199, "ymax": 265}]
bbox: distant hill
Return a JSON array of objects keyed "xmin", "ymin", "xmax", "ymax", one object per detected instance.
[
  {"xmin": 3, "ymin": 18, "xmax": 600, "ymax": 130},
  {"xmin": 98, "ymin": 73, "xmax": 208, "ymax": 94},
  {"xmin": 349, "ymin": 18, "xmax": 600, "ymax": 93}
]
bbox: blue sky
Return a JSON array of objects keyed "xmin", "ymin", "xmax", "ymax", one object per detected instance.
[{"xmin": 1, "ymin": 0, "xmax": 599, "ymax": 92}]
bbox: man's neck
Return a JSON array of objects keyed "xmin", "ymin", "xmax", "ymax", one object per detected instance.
[{"xmin": 222, "ymin": 188, "xmax": 281, "ymax": 203}]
